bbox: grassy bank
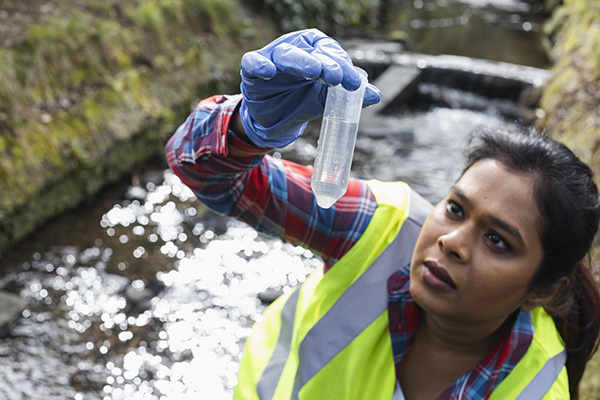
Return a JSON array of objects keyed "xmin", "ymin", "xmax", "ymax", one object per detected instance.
[
  {"xmin": 540, "ymin": 0, "xmax": 600, "ymax": 186},
  {"xmin": 0, "ymin": 0, "xmax": 277, "ymax": 256},
  {"xmin": 0, "ymin": 0, "xmax": 391, "ymax": 257},
  {"xmin": 538, "ymin": 0, "xmax": 600, "ymax": 397}
]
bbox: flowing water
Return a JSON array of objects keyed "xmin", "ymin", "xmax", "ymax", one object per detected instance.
[
  {"xmin": 380, "ymin": 0, "xmax": 550, "ymax": 68},
  {"xmin": 0, "ymin": 1, "xmax": 549, "ymax": 398}
]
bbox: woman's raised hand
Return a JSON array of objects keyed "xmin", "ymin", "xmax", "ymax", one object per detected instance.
[{"xmin": 239, "ymin": 29, "xmax": 381, "ymax": 148}]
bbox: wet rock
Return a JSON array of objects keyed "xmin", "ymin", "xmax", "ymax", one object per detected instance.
[
  {"xmin": 202, "ymin": 214, "xmax": 231, "ymax": 236},
  {"xmin": 104, "ymin": 273, "xmax": 130, "ymax": 292},
  {"xmin": 123, "ymin": 186, "xmax": 148, "ymax": 202},
  {"xmin": 140, "ymin": 170, "xmax": 166, "ymax": 188},
  {"xmin": 0, "ymin": 291, "xmax": 27, "ymax": 337},
  {"xmin": 70, "ymin": 368, "xmax": 105, "ymax": 392},
  {"xmin": 359, "ymin": 64, "xmax": 421, "ymax": 138},
  {"xmin": 185, "ymin": 211, "xmax": 231, "ymax": 237},
  {"xmin": 124, "ymin": 279, "xmax": 164, "ymax": 312},
  {"xmin": 351, "ymin": 47, "xmax": 550, "ymax": 100},
  {"xmin": 257, "ymin": 287, "xmax": 284, "ymax": 305},
  {"xmin": 361, "ymin": 64, "xmax": 422, "ymax": 116}
]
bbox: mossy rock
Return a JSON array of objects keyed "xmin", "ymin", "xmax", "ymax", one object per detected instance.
[
  {"xmin": 0, "ymin": 0, "xmax": 278, "ymax": 257},
  {"xmin": 538, "ymin": 1, "xmax": 600, "ymax": 396},
  {"xmin": 539, "ymin": 0, "xmax": 600, "ymax": 173}
]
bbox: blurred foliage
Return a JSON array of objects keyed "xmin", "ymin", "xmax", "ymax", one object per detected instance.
[
  {"xmin": 539, "ymin": 0, "xmax": 600, "ymax": 186},
  {"xmin": 529, "ymin": 0, "xmax": 563, "ymax": 12},
  {"xmin": 253, "ymin": 0, "xmax": 382, "ymax": 34},
  {"xmin": 8, "ymin": 0, "xmax": 246, "ymax": 113},
  {"xmin": 582, "ymin": 337, "xmax": 600, "ymax": 399},
  {"xmin": 538, "ymin": 1, "xmax": 600, "ymax": 397},
  {"xmin": 0, "ymin": 0, "xmax": 277, "ymax": 255}
]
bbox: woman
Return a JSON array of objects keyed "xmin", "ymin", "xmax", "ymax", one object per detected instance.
[{"xmin": 166, "ymin": 29, "xmax": 600, "ymax": 399}]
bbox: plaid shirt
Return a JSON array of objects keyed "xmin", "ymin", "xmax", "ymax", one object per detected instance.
[
  {"xmin": 165, "ymin": 94, "xmax": 376, "ymax": 270},
  {"xmin": 165, "ymin": 94, "xmax": 534, "ymax": 399},
  {"xmin": 388, "ymin": 265, "xmax": 533, "ymax": 400}
]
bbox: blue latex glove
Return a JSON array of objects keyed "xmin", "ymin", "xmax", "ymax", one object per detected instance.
[{"xmin": 239, "ymin": 29, "xmax": 381, "ymax": 148}]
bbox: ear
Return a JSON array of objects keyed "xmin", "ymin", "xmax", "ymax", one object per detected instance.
[{"xmin": 520, "ymin": 277, "xmax": 570, "ymax": 312}]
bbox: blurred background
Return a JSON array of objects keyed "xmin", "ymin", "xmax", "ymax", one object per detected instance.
[{"xmin": 0, "ymin": 0, "xmax": 599, "ymax": 398}]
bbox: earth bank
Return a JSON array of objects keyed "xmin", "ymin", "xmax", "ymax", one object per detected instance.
[{"xmin": 0, "ymin": 0, "xmax": 278, "ymax": 257}]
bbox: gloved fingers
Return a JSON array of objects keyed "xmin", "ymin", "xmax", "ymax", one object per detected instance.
[
  {"xmin": 363, "ymin": 83, "xmax": 382, "ymax": 108},
  {"xmin": 241, "ymin": 52, "xmax": 277, "ymax": 79},
  {"xmin": 314, "ymin": 37, "xmax": 360, "ymax": 90},
  {"xmin": 313, "ymin": 36, "xmax": 353, "ymax": 64},
  {"xmin": 310, "ymin": 51, "xmax": 343, "ymax": 87},
  {"xmin": 271, "ymin": 43, "xmax": 323, "ymax": 80}
]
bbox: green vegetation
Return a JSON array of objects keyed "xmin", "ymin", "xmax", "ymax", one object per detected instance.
[
  {"xmin": 255, "ymin": 0, "xmax": 381, "ymax": 34},
  {"xmin": 0, "ymin": 0, "xmax": 277, "ymax": 255},
  {"xmin": 582, "ymin": 351, "xmax": 600, "ymax": 399},
  {"xmin": 539, "ymin": 0, "xmax": 600, "ymax": 181},
  {"xmin": 537, "ymin": 1, "xmax": 600, "ymax": 397}
]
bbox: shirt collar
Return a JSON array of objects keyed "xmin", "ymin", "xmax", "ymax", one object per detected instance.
[{"xmin": 387, "ymin": 266, "xmax": 534, "ymax": 399}]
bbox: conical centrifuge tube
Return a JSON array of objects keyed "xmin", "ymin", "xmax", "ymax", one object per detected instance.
[{"xmin": 311, "ymin": 67, "xmax": 368, "ymax": 208}]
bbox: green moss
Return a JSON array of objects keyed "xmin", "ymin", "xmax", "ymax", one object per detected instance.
[
  {"xmin": 0, "ymin": 0, "xmax": 277, "ymax": 256},
  {"xmin": 127, "ymin": 0, "xmax": 172, "ymax": 44},
  {"xmin": 540, "ymin": 0, "xmax": 600, "ymax": 165},
  {"xmin": 581, "ymin": 350, "xmax": 600, "ymax": 399},
  {"xmin": 0, "ymin": 136, "xmax": 13, "ymax": 185},
  {"xmin": 539, "ymin": 2, "xmax": 600, "ymax": 393},
  {"xmin": 23, "ymin": 14, "xmax": 111, "ymax": 93},
  {"xmin": 191, "ymin": 0, "xmax": 240, "ymax": 36},
  {"xmin": 0, "ymin": 50, "xmax": 27, "ymax": 116}
]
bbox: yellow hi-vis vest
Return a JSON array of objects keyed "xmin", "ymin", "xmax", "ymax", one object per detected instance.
[{"xmin": 234, "ymin": 180, "xmax": 569, "ymax": 400}]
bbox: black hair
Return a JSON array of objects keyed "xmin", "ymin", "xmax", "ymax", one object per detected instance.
[{"xmin": 464, "ymin": 126, "xmax": 600, "ymax": 400}]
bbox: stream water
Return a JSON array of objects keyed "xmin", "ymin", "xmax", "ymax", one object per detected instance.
[
  {"xmin": 0, "ymin": 1, "xmax": 549, "ymax": 398},
  {"xmin": 380, "ymin": 0, "xmax": 550, "ymax": 68}
]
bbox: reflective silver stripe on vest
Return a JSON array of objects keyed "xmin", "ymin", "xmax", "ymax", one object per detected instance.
[
  {"xmin": 290, "ymin": 218, "xmax": 423, "ymax": 399},
  {"xmin": 514, "ymin": 349, "xmax": 567, "ymax": 400},
  {"xmin": 256, "ymin": 288, "xmax": 301, "ymax": 399},
  {"xmin": 255, "ymin": 189, "xmax": 431, "ymax": 400},
  {"xmin": 392, "ymin": 381, "xmax": 405, "ymax": 400}
]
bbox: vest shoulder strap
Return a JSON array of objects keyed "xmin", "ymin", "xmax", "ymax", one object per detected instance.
[
  {"xmin": 489, "ymin": 307, "xmax": 568, "ymax": 399},
  {"xmin": 235, "ymin": 181, "xmax": 431, "ymax": 400}
]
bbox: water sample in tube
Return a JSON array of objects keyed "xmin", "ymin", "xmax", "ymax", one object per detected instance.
[{"xmin": 311, "ymin": 67, "xmax": 368, "ymax": 209}]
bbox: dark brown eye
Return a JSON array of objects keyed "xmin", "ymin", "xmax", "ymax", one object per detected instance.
[
  {"xmin": 485, "ymin": 231, "xmax": 512, "ymax": 252},
  {"xmin": 445, "ymin": 200, "xmax": 464, "ymax": 218}
]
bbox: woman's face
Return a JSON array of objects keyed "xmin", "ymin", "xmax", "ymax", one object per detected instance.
[{"xmin": 410, "ymin": 159, "xmax": 545, "ymax": 325}]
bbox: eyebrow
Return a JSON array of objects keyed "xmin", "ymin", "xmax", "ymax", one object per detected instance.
[
  {"xmin": 450, "ymin": 186, "xmax": 525, "ymax": 246},
  {"xmin": 489, "ymin": 215, "xmax": 525, "ymax": 246}
]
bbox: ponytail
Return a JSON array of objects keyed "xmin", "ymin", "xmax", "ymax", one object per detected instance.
[
  {"xmin": 464, "ymin": 128, "xmax": 600, "ymax": 398},
  {"xmin": 548, "ymin": 259, "xmax": 600, "ymax": 400}
]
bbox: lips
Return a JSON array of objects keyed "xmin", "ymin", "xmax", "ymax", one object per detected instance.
[{"xmin": 423, "ymin": 260, "xmax": 457, "ymax": 290}]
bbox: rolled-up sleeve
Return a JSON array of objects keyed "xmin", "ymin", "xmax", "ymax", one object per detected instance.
[{"xmin": 165, "ymin": 94, "xmax": 378, "ymax": 268}]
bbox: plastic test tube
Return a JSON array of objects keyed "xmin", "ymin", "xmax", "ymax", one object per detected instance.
[{"xmin": 311, "ymin": 67, "xmax": 368, "ymax": 209}]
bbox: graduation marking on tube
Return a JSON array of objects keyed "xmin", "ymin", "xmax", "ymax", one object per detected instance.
[{"xmin": 311, "ymin": 67, "xmax": 368, "ymax": 209}]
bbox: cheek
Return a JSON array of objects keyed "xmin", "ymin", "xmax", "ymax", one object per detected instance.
[
  {"xmin": 410, "ymin": 227, "xmax": 435, "ymax": 274},
  {"xmin": 466, "ymin": 260, "xmax": 535, "ymax": 305},
  {"xmin": 413, "ymin": 210, "xmax": 443, "ymax": 253},
  {"xmin": 410, "ymin": 208, "xmax": 450, "ymax": 276}
]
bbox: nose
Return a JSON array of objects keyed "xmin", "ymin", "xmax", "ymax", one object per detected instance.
[{"xmin": 438, "ymin": 226, "xmax": 471, "ymax": 263}]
